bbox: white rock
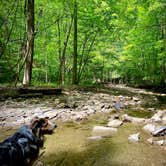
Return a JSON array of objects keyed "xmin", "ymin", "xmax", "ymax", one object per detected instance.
[
  {"xmin": 162, "ymin": 115, "xmax": 166, "ymax": 125},
  {"xmin": 132, "ymin": 97, "xmax": 140, "ymax": 102},
  {"xmin": 87, "ymin": 136, "xmax": 103, "ymax": 141},
  {"xmin": 147, "ymin": 138, "xmax": 153, "ymax": 144},
  {"xmin": 151, "ymin": 111, "xmax": 163, "ymax": 123},
  {"xmin": 143, "ymin": 124, "xmax": 156, "ymax": 134},
  {"xmin": 154, "ymin": 140, "xmax": 165, "ymax": 146},
  {"xmin": 128, "ymin": 133, "xmax": 140, "ymax": 143},
  {"xmin": 122, "ymin": 114, "xmax": 146, "ymax": 124},
  {"xmin": 92, "ymin": 126, "xmax": 117, "ymax": 137},
  {"xmin": 147, "ymin": 138, "xmax": 166, "ymax": 146},
  {"xmin": 107, "ymin": 119, "xmax": 123, "ymax": 128},
  {"xmin": 147, "ymin": 108, "xmax": 156, "ymax": 112}
]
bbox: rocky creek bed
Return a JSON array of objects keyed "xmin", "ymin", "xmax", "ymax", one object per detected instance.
[{"xmin": 0, "ymin": 85, "xmax": 166, "ymax": 166}]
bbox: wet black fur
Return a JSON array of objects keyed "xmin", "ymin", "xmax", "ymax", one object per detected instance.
[{"xmin": 0, "ymin": 126, "xmax": 43, "ymax": 166}]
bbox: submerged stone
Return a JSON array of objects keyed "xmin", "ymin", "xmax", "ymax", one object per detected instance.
[
  {"xmin": 128, "ymin": 133, "xmax": 140, "ymax": 143},
  {"xmin": 87, "ymin": 136, "xmax": 103, "ymax": 141},
  {"xmin": 122, "ymin": 114, "xmax": 146, "ymax": 124},
  {"xmin": 143, "ymin": 124, "xmax": 156, "ymax": 134},
  {"xmin": 107, "ymin": 119, "xmax": 123, "ymax": 128},
  {"xmin": 92, "ymin": 126, "xmax": 117, "ymax": 137}
]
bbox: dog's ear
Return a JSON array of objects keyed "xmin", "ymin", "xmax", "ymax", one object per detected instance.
[
  {"xmin": 30, "ymin": 116, "xmax": 39, "ymax": 125},
  {"xmin": 30, "ymin": 117, "xmax": 48, "ymax": 129},
  {"xmin": 31, "ymin": 119, "xmax": 39, "ymax": 131},
  {"xmin": 38, "ymin": 118, "xmax": 48, "ymax": 127}
]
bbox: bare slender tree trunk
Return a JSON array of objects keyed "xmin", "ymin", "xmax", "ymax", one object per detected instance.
[
  {"xmin": 160, "ymin": 4, "xmax": 166, "ymax": 85},
  {"xmin": 23, "ymin": 0, "xmax": 34, "ymax": 86},
  {"xmin": 72, "ymin": 0, "xmax": 78, "ymax": 85},
  {"xmin": 45, "ymin": 53, "xmax": 48, "ymax": 83},
  {"xmin": 58, "ymin": 17, "xmax": 73, "ymax": 85},
  {"xmin": 77, "ymin": 31, "xmax": 98, "ymax": 83},
  {"xmin": 57, "ymin": 19, "xmax": 62, "ymax": 84}
]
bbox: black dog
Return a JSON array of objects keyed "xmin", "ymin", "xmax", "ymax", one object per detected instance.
[{"xmin": 0, "ymin": 117, "xmax": 57, "ymax": 166}]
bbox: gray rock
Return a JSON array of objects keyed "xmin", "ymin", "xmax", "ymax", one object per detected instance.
[
  {"xmin": 113, "ymin": 101, "xmax": 124, "ymax": 110},
  {"xmin": 152, "ymin": 126, "xmax": 166, "ymax": 136}
]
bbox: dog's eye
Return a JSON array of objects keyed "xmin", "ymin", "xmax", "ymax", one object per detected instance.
[{"xmin": 42, "ymin": 122, "xmax": 48, "ymax": 127}]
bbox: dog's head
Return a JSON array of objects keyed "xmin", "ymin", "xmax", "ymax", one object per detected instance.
[{"xmin": 30, "ymin": 116, "xmax": 57, "ymax": 141}]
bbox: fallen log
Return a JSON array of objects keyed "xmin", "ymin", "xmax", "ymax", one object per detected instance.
[
  {"xmin": 18, "ymin": 87, "xmax": 62, "ymax": 95},
  {"xmin": 0, "ymin": 87, "xmax": 62, "ymax": 99}
]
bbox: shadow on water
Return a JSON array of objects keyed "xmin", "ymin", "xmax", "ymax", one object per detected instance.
[
  {"xmin": 45, "ymin": 139, "xmax": 116, "ymax": 166},
  {"xmin": 1, "ymin": 115, "xmax": 166, "ymax": 166},
  {"xmin": 41, "ymin": 117, "xmax": 166, "ymax": 166},
  {"xmin": 125, "ymin": 109, "xmax": 154, "ymax": 118}
]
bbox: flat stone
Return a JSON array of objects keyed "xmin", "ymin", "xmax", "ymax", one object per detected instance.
[
  {"xmin": 87, "ymin": 136, "xmax": 103, "ymax": 141},
  {"xmin": 147, "ymin": 108, "xmax": 156, "ymax": 112},
  {"xmin": 154, "ymin": 140, "xmax": 165, "ymax": 146},
  {"xmin": 152, "ymin": 126, "xmax": 166, "ymax": 136},
  {"xmin": 92, "ymin": 126, "xmax": 117, "ymax": 137},
  {"xmin": 107, "ymin": 119, "xmax": 123, "ymax": 128},
  {"xmin": 151, "ymin": 111, "xmax": 163, "ymax": 123},
  {"xmin": 147, "ymin": 137, "xmax": 166, "ymax": 146},
  {"xmin": 132, "ymin": 97, "xmax": 140, "ymax": 102},
  {"xmin": 122, "ymin": 114, "xmax": 146, "ymax": 124},
  {"xmin": 162, "ymin": 115, "xmax": 166, "ymax": 125},
  {"xmin": 128, "ymin": 133, "xmax": 140, "ymax": 143},
  {"xmin": 143, "ymin": 124, "xmax": 156, "ymax": 134},
  {"xmin": 147, "ymin": 138, "xmax": 153, "ymax": 144}
]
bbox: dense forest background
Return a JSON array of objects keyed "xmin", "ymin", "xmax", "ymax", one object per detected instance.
[{"xmin": 0, "ymin": 0, "xmax": 166, "ymax": 87}]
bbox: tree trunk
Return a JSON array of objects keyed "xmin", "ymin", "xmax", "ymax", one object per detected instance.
[
  {"xmin": 58, "ymin": 17, "xmax": 73, "ymax": 85},
  {"xmin": 160, "ymin": 4, "xmax": 166, "ymax": 85},
  {"xmin": 72, "ymin": 0, "xmax": 78, "ymax": 85},
  {"xmin": 45, "ymin": 53, "xmax": 48, "ymax": 83},
  {"xmin": 23, "ymin": 0, "xmax": 34, "ymax": 86},
  {"xmin": 77, "ymin": 31, "xmax": 98, "ymax": 83},
  {"xmin": 57, "ymin": 19, "xmax": 62, "ymax": 84}
]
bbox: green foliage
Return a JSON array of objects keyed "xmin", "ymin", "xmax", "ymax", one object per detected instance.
[{"xmin": 0, "ymin": 0, "xmax": 166, "ymax": 87}]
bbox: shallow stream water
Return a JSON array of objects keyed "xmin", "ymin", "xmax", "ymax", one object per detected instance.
[{"xmin": 0, "ymin": 86, "xmax": 166, "ymax": 166}]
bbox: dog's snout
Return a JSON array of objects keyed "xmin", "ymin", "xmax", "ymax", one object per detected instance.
[
  {"xmin": 48, "ymin": 121, "xmax": 57, "ymax": 130},
  {"xmin": 53, "ymin": 124, "xmax": 57, "ymax": 129}
]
